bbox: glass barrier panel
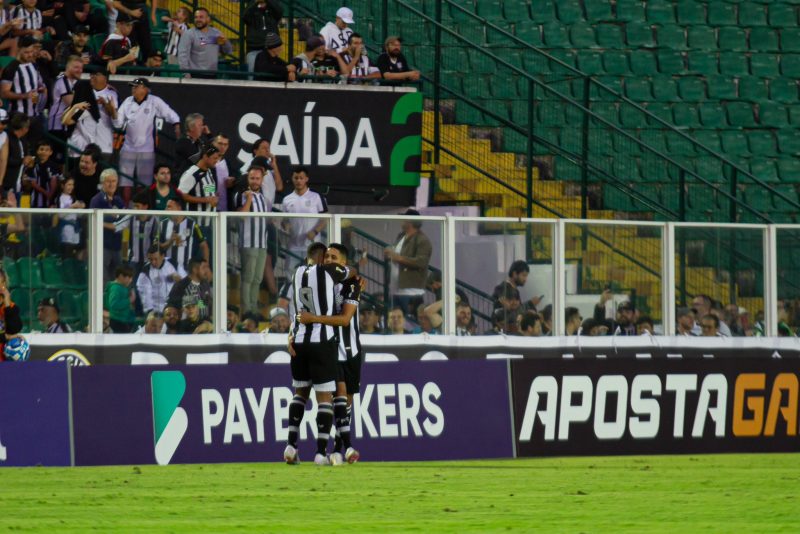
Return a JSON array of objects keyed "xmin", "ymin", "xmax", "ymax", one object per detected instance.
[
  {"xmin": 773, "ymin": 228, "xmax": 800, "ymax": 335},
  {"xmin": 341, "ymin": 216, "xmax": 444, "ymax": 335},
  {"xmin": 565, "ymin": 222, "xmax": 664, "ymax": 336},
  {"xmin": 675, "ymin": 225, "xmax": 765, "ymax": 337}
]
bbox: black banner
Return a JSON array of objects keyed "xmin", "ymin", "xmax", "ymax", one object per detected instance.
[
  {"xmin": 109, "ymin": 78, "xmax": 421, "ymax": 205},
  {"xmin": 511, "ymin": 357, "xmax": 800, "ymax": 457}
]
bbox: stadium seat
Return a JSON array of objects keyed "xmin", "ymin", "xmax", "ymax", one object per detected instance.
[
  {"xmin": 10, "ymin": 288, "xmax": 31, "ymax": 322},
  {"xmin": 625, "ymin": 22, "xmax": 655, "ymax": 47},
  {"xmin": 475, "ymin": 0, "xmax": 504, "ymax": 23},
  {"xmin": 738, "ymin": 2, "xmax": 768, "ymax": 26},
  {"xmin": 514, "ymin": 25, "xmax": 543, "ymax": 47},
  {"xmin": 687, "ymin": 50, "xmax": 718, "ymax": 74},
  {"xmin": 602, "ymin": 50, "xmax": 630, "ymax": 75},
  {"xmin": 781, "ymin": 54, "xmax": 800, "ymax": 76},
  {"xmin": 678, "ymin": 77, "xmax": 706, "ymax": 101},
  {"xmin": 768, "ymin": 3, "xmax": 798, "ymax": 28},
  {"xmin": 503, "ymin": 2, "xmax": 531, "ymax": 21},
  {"xmin": 591, "ymin": 102, "xmax": 620, "ymax": 125},
  {"xmin": 620, "ymin": 105, "xmax": 648, "ymax": 127},
  {"xmin": 63, "ymin": 258, "xmax": 87, "ymax": 289},
  {"xmin": 656, "ymin": 51, "xmax": 685, "ymax": 74},
  {"xmin": 3, "ymin": 259, "xmax": 18, "ymax": 289},
  {"xmin": 781, "ymin": 28, "xmax": 800, "ymax": 53},
  {"xmin": 596, "ymin": 24, "xmax": 624, "ymax": 48},
  {"xmin": 750, "ymin": 53, "xmax": 781, "ymax": 77},
  {"xmin": 719, "ymin": 52, "xmax": 749, "ymax": 75},
  {"xmin": 542, "ymin": 22, "xmax": 569, "ymax": 47},
  {"xmin": 758, "ymin": 102, "xmax": 789, "ymax": 127},
  {"xmin": 646, "ymin": 1, "xmax": 675, "ymax": 24},
  {"xmin": 658, "ymin": 24, "xmax": 688, "ymax": 49},
  {"xmin": 41, "ymin": 257, "xmax": 66, "ymax": 290},
  {"xmin": 750, "ymin": 158, "xmax": 780, "ymax": 182},
  {"xmin": 687, "ymin": 26, "xmax": 716, "ymax": 50},
  {"xmin": 748, "ymin": 130, "xmax": 778, "ymax": 156},
  {"xmin": 530, "ymin": 0, "xmax": 556, "ymax": 23},
  {"xmin": 673, "ymin": 103, "xmax": 701, "ymax": 127},
  {"xmin": 777, "ymin": 131, "xmax": 800, "ymax": 154},
  {"xmin": 708, "ymin": 3, "xmax": 737, "ymax": 26},
  {"xmin": 585, "ymin": 0, "xmax": 614, "ymax": 22},
  {"xmin": 629, "ymin": 50, "xmax": 658, "ymax": 75},
  {"xmin": 570, "ymin": 23, "xmax": 597, "ymax": 48},
  {"xmin": 616, "ymin": 0, "xmax": 646, "ymax": 22},
  {"xmin": 468, "ymin": 49, "xmax": 496, "ymax": 74},
  {"xmin": 777, "ymin": 158, "xmax": 800, "ymax": 181},
  {"xmin": 490, "ymin": 76, "xmax": 520, "ymax": 99},
  {"xmin": 677, "ymin": 1, "xmax": 707, "ymax": 25},
  {"xmin": 699, "ymin": 103, "xmax": 728, "ymax": 127},
  {"xmin": 625, "ymin": 78, "xmax": 653, "ymax": 101},
  {"xmin": 577, "ymin": 51, "xmax": 604, "ymax": 75},
  {"xmin": 694, "ymin": 130, "xmax": 723, "ymax": 152},
  {"xmin": 769, "ymin": 78, "xmax": 799, "ymax": 103},
  {"xmin": 555, "ymin": 0, "xmax": 583, "ymax": 24},
  {"xmin": 721, "ymin": 130, "xmax": 750, "ymax": 154},
  {"xmin": 57, "ymin": 291, "xmax": 82, "ymax": 324},
  {"xmin": 727, "ymin": 102, "xmax": 758, "ymax": 126},
  {"xmin": 719, "ymin": 27, "xmax": 748, "ymax": 51},
  {"xmin": 651, "ymin": 75, "xmax": 679, "ymax": 101},
  {"xmin": 738, "ymin": 77, "xmax": 769, "ymax": 102},
  {"xmin": 16, "ymin": 257, "xmax": 44, "ymax": 289},
  {"xmin": 750, "ymin": 28, "xmax": 779, "ymax": 51}
]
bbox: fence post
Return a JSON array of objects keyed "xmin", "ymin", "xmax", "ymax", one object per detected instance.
[
  {"xmin": 433, "ymin": 0, "xmax": 442, "ymax": 164},
  {"xmin": 90, "ymin": 210, "xmax": 104, "ymax": 334},
  {"xmin": 287, "ymin": 0, "xmax": 294, "ymax": 65},
  {"xmin": 526, "ymin": 78, "xmax": 534, "ymax": 219},
  {"xmin": 214, "ymin": 213, "xmax": 227, "ymax": 333},
  {"xmin": 442, "ymin": 216, "xmax": 456, "ymax": 335},
  {"xmin": 729, "ymin": 168, "xmax": 738, "ymax": 223},
  {"xmin": 238, "ymin": 0, "xmax": 245, "ymax": 67},
  {"xmin": 580, "ymin": 76, "xmax": 590, "ymax": 220},
  {"xmin": 552, "ymin": 220, "xmax": 566, "ymax": 336},
  {"xmin": 764, "ymin": 225, "xmax": 778, "ymax": 337},
  {"xmin": 663, "ymin": 222, "xmax": 676, "ymax": 335}
]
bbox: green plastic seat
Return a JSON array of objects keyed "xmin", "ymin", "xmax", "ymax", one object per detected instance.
[
  {"xmin": 781, "ymin": 28, "xmax": 800, "ymax": 53},
  {"xmin": 727, "ymin": 102, "xmax": 757, "ymax": 126},
  {"xmin": 750, "ymin": 53, "xmax": 780, "ymax": 77},
  {"xmin": 744, "ymin": 186, "xmax": 775, "ymax": 212},
  {"xmin": 537, "ymin": 102, "xmax": 564, "ymax": 127},
  {"xmin": 656, "ymin": 24, "xmax": 687, "ymax": 49},
  {"xmin": 673, "ymin": 103, "xmax": 701, "ymax": 127},
  {"xmin": 529, "ymin": 0, "xmax": 556, "ymax": 23},
  {"xmin": 708, "ymin": 3, "xmax": 737, "ymax": 26},
  {"xmin": 629, "ymin": 49, "xmax": 658, "ymax": 75},
  {"xmin": 640, "ymin": 129, "xmax": 669, "ymax": 153},
  {"xmin": 10, "ymin": 288, "xmax": 32, "ymax": 322},
  {"xmin": 645, "ymin": 103, "xmax": 673, "ymax": 124},
  {"xmin": 721, "ymin": 131, "xmax": 750, "ymax": 154},
  {"xmin": 441, "ymin": 47, "xmax": 469, "ymax": 71},
  {"xmin": 738, "ymin": 2, "xmax": 768, "ymax": 26},
  {"xmin": 570, "ymin": 23, "xmax": 597, "ymax": 47},
  {"xmin": 699, "ymin": 103, "xmax": 728, "ymax": 127},
  {"xmin": 748, "ymin": 130, "xmax": 778, "ymax": 156},
  {"xmin": 463, "ymin": 75, "xmax": 492, "ymax": 98},
  {"xmin": 57, "ymin": 291, "xmax": 82, "ymax": 324},
  {"xmin": 789, "ymin": 105, "xmax": 800, "ymax": 125},
  {"xmin": 751, "ymin": 158, "xmax": 780, "ymax": 182},
  {"xmin": 687, "ymin": 26, "xmax": 716, "ymax": 49},
  {"xmin": 769, "ymin": 77, "xmax": 798, "ymax": 103},
  {"xmin": 490, "ymin": 76, "xmax": 520, "ymax": 99},
  {"xmin": 718, "ymin": 27, "xmax": 747, "ymax": 51},
  {"xmin": 777, "ymin": 158, "xmax": 800, "ymax": 181},
  {"xmin": 15, "ymin": 257, "xmax": 44, "ymax": 290},
  {"xmin": 556, "ymin": 0, "xmax": 584, "ymax": 24},
  {"xmin": 62, "ymin": 258, "xmax": 87, "ymax": 289},
  {"xmin": 448, "ymin": 2, "xmax": 476, "ymax": 24},
  {"xmin": 577, "ymin": 50, "xmax": 604, "ymax": 74},
  {"xmin": 738, "ymin": 77, "xmax": 769, "ymax": 102},
  {"xmin": 758, "ymin": 103, "xmax": 789, "ymax": 127},
  {"xmin": 657, "ymin": 51, "xmax": 685, "ymax": 73},
  {"xmin": 547, "ymin": 49, "xmax": 577, "ymax": 70},
  {"xmin": 694, "ymin": 130, "xmax": 723, "ymax": 152},
  {"xmin": 3, "ymin": 259, "xmax": 19, "ymax": 289},
  {"xmin": 677, "ymin": 1, "xmax": 707, "ymax": 24},
  {"xmin": 475, "ymin": 0, "xmax": 504, "ymax": 22},
  {"xmin": 646, "ymin": 1, "xmax": 676, "ymax": 23},
  {"xmin": 602, "ymin": 51, "xmax": 629, "ymax": 75},
  {"xmin": 719, "ymin": 52, "xmax": 749, "ymax": 75},
  {"xmin": 504, "ymin": 2, "xmax": 531, "ymax": 21},
  {"xmin": 591, "ymin": 102, "xmax": 620, "ymax": 125},
  {"xmin": 542, "ymin": 22, "xmax": 570, "ymax": 47},
  {"xmin": 592, "ymin": 75, "xmax": 624, "ymax": 96},
  {"xmin": 666, "ymin": 134, "xmax": 697, "ymax": 155},
  {"xmin": 768, "ymin": 3, "xmax": 798, "ymax": 28},
  {"xmin": 750, "ymin": 28, "xmax": 779, "ymax": 51},
  {"xmin": 777, "ymin": 131, "xmax": 800, "ymax": 154},
  {"xmin": 652, "ymin": 75, "xmax": 680, "ymax": 100},
  {"xmin": 781, "ymin": 54, "xmax": 800, "ymax": 77},
  {"xmin": 694, "ymin": 157, "xmax": 725, "ymax": 186},
  {"xmin": 596, "ymin": 24, "xmax": 624, "ymax": 48},
  {"xmin": 514, "ymin": 25, "xmax": 544, "ymax": 46},
  {"xmin": 468, "ymin": 49, "xmax": 496, "ymax": 75},
  {"xmin": 620, "ymin": 105, "xmax": 648, "ymax": 127},
  {"xmin": 41, "ymin": 257, "xmax": 66, "ymax": 290},
  {"xmin": 678, "ymin": 77, "xmax": 706, "ymax": 101},
  {"xmin": 502, "ymin": 130, "xmax": 527, "ymax": 154},
  {"xmin": 617, "ymin": 0, "xmax": 646, "ymax": 22},
  {"xmin": 626, "ymin": 22, "xmax": 655, "ymax": 47},
  {"xmin": 625, "ymin": 78, "xmax": 654, "ymax": 101},
  {"xmin": 511, "ymin": 101, "xmax": 532, "ymax": 126},
  {"xmin": 586, "ymin": 0, "xmax": 614, "ymax": 22},
  {"xmin": 687, "ymin": 50, "xmax": 718, "ymax": 74}
]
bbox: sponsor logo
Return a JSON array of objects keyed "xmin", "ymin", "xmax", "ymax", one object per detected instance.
[
  {"xmin": 47, "ymin": 349, "xmax": 91, "ymax": 366},
  {"xmin": 151, "ymin": 371, "xmax": 189, "ymax": 465}
]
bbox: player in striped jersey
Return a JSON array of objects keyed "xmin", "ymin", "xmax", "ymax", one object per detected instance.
[
  {"xmin": 284, "ymin": 242, "xmax": 353, "ymax": 466},
  {"xmin": 298, "ymin": 243, "xmax": 362, "ymax": 465}
]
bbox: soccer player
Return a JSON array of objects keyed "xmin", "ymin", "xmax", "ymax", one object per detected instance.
[
  {"xmin": 284, "ymin": 242, "xmax": 353, "ymax": 466},
  {"xmin": 298, "ymin": 243, "xmax": 361, "ymax": 465}
]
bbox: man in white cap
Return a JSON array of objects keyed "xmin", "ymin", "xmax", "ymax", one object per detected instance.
[{"xmin": 319, "ymin": 6, "xmax": 354, "ymax": 53}]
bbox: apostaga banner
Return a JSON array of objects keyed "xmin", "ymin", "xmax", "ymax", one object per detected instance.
[
  {"xmin": 70, "ymin": 360, "xmax": 513, "ymax": 466},
  {"xmin": 512, "ymin": 357, "xmax": 800, "ymax": 457},
  {"xmin": 110, "ymin": 78, "xmax": 422, "ymax": 202},
  {"xmin": 0, "ymin": 362, "xmax": 72, "ymax": 467}
]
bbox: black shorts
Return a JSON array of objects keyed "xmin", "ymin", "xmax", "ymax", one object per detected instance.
[
  {"xmin": 337, "ymin": 354, "xmax": 363, "ymax": 395},
  {"xmin": 291, "ymin": 340, "xmax": 338, "ymax": 392}
]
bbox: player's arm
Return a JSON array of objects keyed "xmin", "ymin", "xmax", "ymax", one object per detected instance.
[
  {"xmin": 298, "ymin": 302, "xmax": 356, "ymax": 327},
  {"xmin": 320, "ymin": 263, "xmax": 353, "ymax": 283}
]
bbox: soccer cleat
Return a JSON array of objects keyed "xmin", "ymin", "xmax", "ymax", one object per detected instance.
[
  {"xmin": 344, "ymin": 447, "xmax": 360, "ymax": 464},
  {"xmin": 330, "ymin": 452, "xmax": 344, "ymax": 466},
  {"xmin": 283, "ymin": 445, "xmax": 299, "ymax": 465},
  {"xmin": 314, "ymin": 453, "xmax": 331, "ymax": 466}
]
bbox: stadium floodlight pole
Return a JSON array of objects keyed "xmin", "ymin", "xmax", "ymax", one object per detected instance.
[
  {"xmin": 214, "ymin": 213, "xmax": 227, "ymax": 334},
  {"xmin": 552, "ymin": 219, "xmax": 566, "ymax": 337},
  {"xmin": 442, "ymin": 215, "xmax": 456, "ymax": 335},
  {"xmin": 663, "ymin": 222, "xmax": 676, "ymax": 336},
  {"xmin": 91, "ymin": 209, "xmax": 105, "ymax": 333},
  {"xmin": 764, "ymin": 225, "xmax": 778, "ymax": 337}
]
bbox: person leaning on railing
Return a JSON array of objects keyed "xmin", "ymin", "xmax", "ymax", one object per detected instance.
[
  {"xmin": 177, "ymin": 7, "xmax": 232, "ymax": 79},
  {"xmin": 243, "ymin": 0, "xmax": 282, "ymax": 73},
  {"xmin": 254, "ymin": 32, "xmax": 296, "ymax": 82},
  {"xmin": 376, "ymin": 36, "xmax": 420, "ymax": 85}
]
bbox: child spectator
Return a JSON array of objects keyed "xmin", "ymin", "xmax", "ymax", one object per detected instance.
[
  {"xmin": 24, "ymin": 139, "xmax": 60, "ymax": 207},
  {"xmin": 163, "ymin": 6, "xmax": 189, "ymax": 65},
  {"xmin": 104, "ymin": 263, "xmax": 136, "ymax": 333},
  {"xmin": 54, "ymin": 176, "xmax": 85, "ymax": 258}
]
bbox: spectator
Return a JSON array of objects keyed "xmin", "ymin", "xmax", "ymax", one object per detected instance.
[
  {"xmin": 700, "ymin": 313, "xmax": 721, "ymax": 337},
  {"xmin": 142, "ymin": 50, "xmax": 165, "ymax": 76},
  {"xmin": 54, "ymin": 24, "xmax": 97, "ymax": 66},
  {"xmin": 593, "ymin": 289, "xmax": 637, "ymax": 335},
  {"xmin": 177, "ymin": 294, "xmax": 212, "ymax": 333},
  {"xmin": 159, "ymin": 197, "xmax": 209, "ymax": 277},
  {"xmin": 174, "ymin": 112, "xmax": 210, "ymax": 175},
  {"xmin": 226, "ymin": 304, "xmax": 239, "ymax": 332},
  {"xmin": 636, "ymin": 316, "xmax": 655, "ymax": 335},
  {"xmin": 292, "ymin": 35, "xmax": 339, "ymax": 82},
  {"xmin": 691, "ymin": 294, "xmax": 732, "ymax": 336},
  {"xmin": 163, "ymin": 6, "xmax": 190, "ymax": 65},
  {"xmin": 102, "ymin": 308, "xmax": 112, "ymax": 333},
  {"xmin": 138, "ymin": 310, "xmax": 164, "ymax": 333},
  {"xmin": 167, "ymin": 256, "xmax": 212, "ymax": 321},
  {"xmin": 494, "ymin": 284, "xmax": 522, "ymax": 327},
  {"xmin": 235, "ymin": 165, "xmax": 270, "ymax": 317},
  {"xmin": 178, "ymin": 7, "xmax": 232, "ymax": 78},
  {"xmin": 136, "ymin": 244, "xmax": 178, "ymax": 315},
  {"xmin": 178, "ymin": 143, "xmax": 219, "ymax": 225},
  {"xmin": 280, "ymin": 166, "xmax": 327, "ymax": 266},
  {"xmin": 47, "ymin": 55, "xmax": 83, "ymax": 147},
  {"xmin": 723, "ymin": 304, "xmax": 745, "ymax": 337},
  {"xmin": 425, "ymin": 271, "xmax": 469, "ymax": 307},
  {"xmin": 455, "ymin": 300, "xmax": 472, "ymax": 336},
  {"xmin": 212, "ymin": 133, "xmax": 236, "ymax": 211},
  {"xmin": 100, "ymin": 12, "xmax": 138, "ymax": 74},
  {"xmin": 384, "ymin": 306, "xmax": 409, "ymax": 335},
  {"xmin": 60, "ymin": 1, "xmax": 99, "ymax": 41},
  {"xmin": 239, "ymin": 312, "xmax": 260, "ymax": 333},
  {"xmin": 1, "ymin": 37, "xmax": 44, "ymax": 136},
  {"xmin": 491, "ymin": 260, "xmax": 542, "ymax": 313},
  {"xmin": 147, "ymin": 163, "xmax": 180, "ymax": 210},
  {"xmin": 267, "ymin": 306, "xmax": 289, "ymax": 333},
  {"xmin": 37, "ymin": 296, "xmax": 71, "ymax": 333},
  {"xmin": 0, "ymin": 109, "xmax": 9, "ymax": 185},
  {"xmin": 163, "ymin": 304, "xmax": 180, "ymax": 334},
  {"xmin": 104, "ymin": 263, "xmax": 136, "ymax": 333},
  {"xmin": 377, "ymin": 36, "xmax": 420, "ymax": 84},
  {"xmin": 237, "ymin": 139, "xmax": 283, "ymax": 205},
  {"xmin": 25, "ymin": 139, "xmax": 59, "ymax": 207},
  {"xmin": 115, "ymin": 77, "xmax": 180, "ymax": 206},
  {"xmin": 3, "ymin": 112, "xmax": 31, "ymax": 197},
  {"xmin": 111, "ymin": 0, "xmax": 152, "ymax": 60},
  {"xmin": 485, "ymin": 308, "xmax": 509, "ymax": 335},
  {"xmin": 0, "ymin": 267, "xmax": 22, "ymax": 361},
  {"xmin": 244, "ymin": 0, "xmax": 282, "ymax": 72},
  {"xmin": 540, "ymin": 304, "xmax": 553, "ymax": 335},
  {"xmin": 412, "ymin": 303, "xmax": 437, "ymax": 334},
  {"xmin": 579, "ymin": 318, "xmax": 609, "ymax": 336},
  {"xmin": 70, "ymin": 145, "xmax": 102, "ymax": 205},
  {"xmin": 54, "ymin": 176, "xmax": 85, "ymax": 258},
  {"xmin": 0, "ymin": 10, "xmax": 20, "ymax": 59},
  {"xmin": 90, "ymin": 168, "xmax": 125, "ymax": 281},
  {"xmin": 518, "ymin": 311, "xmax": 543, "ymax": 337},
  {"xmin": 383, "ymin": 208, "xmax": 432, "ymax": 316},
  {"xmin": 358, "ymin": 302, "xmax": 379, "ymax": 334},
  {"xmin": 254, "ymin": 32, "xmax": 296, "ymax": 82},
  {"xmin": 565, "ymin": 306, "xmax": 581, "ymax": 335},
  {"xmin": 11, "ymin": 0, "xmax": 51, "ymax": 40},
  {"xmin": 319, "ymin": 6, "xmax": 354, "ymax": 53},
  {"xmin": 126, "ymin": 191, "xmax": 157, "ymax": 272},
  {"xmin": 342, "ymin": 33, "xmax": 380, "ymax": 82},
  {"xmin": 87, "ymin": 69, "xmax": 118, "ymax": 158},
  {"xmin": 61, "ymin": 78, "xmax": 116, "ymax": 160}
]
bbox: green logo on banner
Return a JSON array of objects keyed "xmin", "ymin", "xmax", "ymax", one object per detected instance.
[
  {"xmin": 390, "ymin": 92, "xmax": 423, "ymax": 187},
  {"xmin": 151, "ymin": 371, "xmax": 189, "ymax": 465}
]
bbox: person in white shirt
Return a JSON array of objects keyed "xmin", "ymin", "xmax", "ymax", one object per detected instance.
[
  {"xmin": 61, "ymin": 73, "xmax": 118, "ymax": 159},
  {"xmin": 136, "ymin": 244, "xmax": 180, "ymax": 315},
  {"xmin": 280, "ymin": 166, "xmax": 327, "ymax": 267},
  {"xmin": 114, "ymin": 77, "xmax": 181, "ymax": 206},
  {"xmin": 319, "ymin": 6, "xmax": 354, "ymax": 53}
]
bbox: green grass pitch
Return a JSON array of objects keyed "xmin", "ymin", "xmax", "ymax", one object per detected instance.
[{"xmin": 2, "ymin": 454, "xmax": 799, "ymax": 532}]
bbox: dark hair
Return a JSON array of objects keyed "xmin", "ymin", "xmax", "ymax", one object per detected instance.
[
  {"xmin": 115, "ymin": 264, "xmax": 135, "ymax": 278},
  {"xmin": 520, "ymin": 312, "xmax": 541, "ymax": 331},
  {"xmin": 327, "ymin": 242, "xmax": 349, "ymax": 260},
  {"xmin": 500, "ymin": 285, "xmax": 520, "ymax": 302},
  {"xmin": 306, "ymin": 242, "xmax": 327, "ymax": 260},
  {"xmin": 292, "ymin": 166, "xmax": 309, "ymax": 176},
  {"xmin": 348, "ymin": 32, "xmax": 362, "ymax": 44},
  {"xmin": 251, "ymin": 138, "xmax": 268, "ymax": 154},
  {"xmin": 565, "ymin": 306, "xmax": 581, "ymax": 324},
  {"xmin": 71, "ymin": 79, "xmax": 100, "ymax": 123},
  {"xmin": 132, "ymin": 191, "xmax": 150, "ymax": 206},
  {"xmin": 147, "ymin": 243, "xmax": 162, "ymax": 255},
  {"xmin": 188, "ymin": 257, "xmax": 207, "ymax": 272},
  {"xmin": 541, "ymin": 303, "xmax": 553, "ymax": 322},
  {"xmin": 9, "ymin": 112, "xmax": 30, "ymax": 131},
  {"xmin": 636, "ymin": 316, "xmax": 654, "ymax": 328},
  {"xmin": 508, "ymin": 260, "xmax": 530, "ymax": 277},
  {"xmin": 195, "ymin": 7, "xmax": 210, "ymax": 15},
  {"xmin": 36, "ymin": 139, "xmax": 52, "ymax": 150},
  {"xmin": 701, "ymin": 313, "xmax": 720, "ymax": 328},
  {"xmin": 81, "ymin": 144, "xmax": 100, "ymax": 163},
  {"xmin": 154, "ymin": 163, "xmax": 172, "ymax": 175},
  {"xmin": 200, "ymin": 143, "xmax": 220, "ymax": 158},
  {"xmin": 167, "ymin": 197, "xmax": 184, "ymax": 209}
]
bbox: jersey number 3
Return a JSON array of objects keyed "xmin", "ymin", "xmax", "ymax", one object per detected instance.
[{"xmin": 299, "ymin": 287, "xmax": 317, "ymax": 314}]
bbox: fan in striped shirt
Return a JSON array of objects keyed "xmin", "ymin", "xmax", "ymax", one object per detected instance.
[
  {"xmin": 162, "ymin": 7, "xmax": 190, "ymax": 63},
  {"xmin": 297, "ymin": 243, "xmax": 363, "ymax": 465},
  {"xmin": 159, "ymin": 197, "xmax": 209, "ymax": 278},
  {"xmin": 0, "ymin": 36, "xmax": 43, "ymax": 118},
  {"xmin": 36, "ymin": 297, "xmax": 72, "ymax": 333},
  {"xmin": 11, "ymin": 0, "xmax": 44, "ymax": 39},
  {"xmin": 126, "ymin": 191, "xmax": 159, "ymax": 273},
  {"xmin": 234, "ymin": 165, "xmax": 271, "ymax": 317},
  {"xmin": 178, "ymin": 143, "xmax": 220, "ymax": 227},
  {"xmin": 341, "ymin": 33, "xmax": 380, "ymax": 84},
  {"xmin": 24, "ymin": 139, "xmax": 60, "ymax": 208}
]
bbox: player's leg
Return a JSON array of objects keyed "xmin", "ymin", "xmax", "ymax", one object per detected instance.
[
  {"xmin": 343, "ymin": 353, "xmax": 362, "ymax": 464},
  {"xmin": 331, "ymin": 378, "xmax": 348, "ymax": 465},
  {"xmin": 285, "ymin": 348, "xmax": 311, "ymax": 464},
  {"xmin": 309, "ymin": 341, "xmax": 338, "ymax": 465}
]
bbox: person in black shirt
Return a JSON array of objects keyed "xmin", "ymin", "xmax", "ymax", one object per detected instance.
[
  {"xmin": 70, "ymin": 144, "xmax": 102, "ymax": 205},
  {"xmin": 376, "ymin": 35, "xmax": 420, "ymax": 84},
  {"xmin": 174, "ymin": 112, "xmax": 210, "ymax": 176},
  {"xmin": 254, "ymin": 32, "xmax": 296, "ymax": 82},
  {"xmin": 112, "ymin": 0, "xmax": 152, "ymax": 60},
  {"xmin": 244, "ymin": 0, "xmax": 282, "ymax": 72},
  {"xmin": 3, "ymin": 113, "xmax": 31, "ymax": 196},
  {"xmin": 54, "ymin": 25, "xmax": 99, "ymax": 66}
]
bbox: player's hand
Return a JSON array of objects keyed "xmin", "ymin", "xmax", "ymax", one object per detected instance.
[{"xmin": 298, "ymin": 311, "xmax": 314, "ymax": 324}]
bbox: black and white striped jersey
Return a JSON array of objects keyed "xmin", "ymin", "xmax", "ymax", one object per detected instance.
[
  {"xmin": 234, "ymin": 189, "xmax": 269, "ymax": 249},
  {"xmin": 335, "ymin": 278, "xmax": 361, "ymax": 361},
  {"xmin": 0, "ymin": 60, "xmax": 40, "ymax": 116},
  {"xmin": 341, "ymin": 52, "xmax": 379, "ymax": 79},
  {"xmin": 12, "ymin": 6, "xmax": 42, "ymax": 31},
  {"xmin": 159, "ymin": 216, "xmax": 205, "ymax": 276},
  {"xmin": 48, "ymin": 74, "xmax": 77, "ymax": 131},
  {"xmin": 177, "ymin": 164, "xmax": 217, "ymax": 225},
  {"xmin": 291, "ymin": 263, "xmax": 350, "ymax": 344},
  {"xmin": 128, "ymin": 216, "xmax": 158, "ymax": 267},
  {"xmin": 165, "ymin": 21, "xmax": 187, "ymax": 56}
]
